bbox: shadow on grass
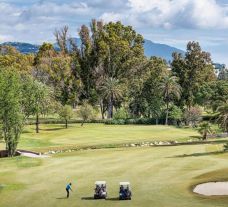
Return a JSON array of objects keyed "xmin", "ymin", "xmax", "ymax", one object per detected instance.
[
  {"xmin": 81, "ymin": 197, "xmax": 95, "ymax": 200},
  {"xmin": 56, "ymin": 197, "xmax": 68, "ymax": 200},
  {"xmin": 40, "ymin": 127, "xmax": 65, "ymax": 131},
  {"xmin": 105, "ymin": 197, "xmax": 120, "ymax": 201},
  {"xmin": 81, "ymin": 197, "xmax": 120, "ymax": 201},
  {"xmin": 170, "ymin": 150, "xmax": 228, "ymax": 158},
  {"xmin": 189, "ymin": 135, "xmax": 202, "ymax": 140},
  {"xmin": 21, "ymin": 130, "xmax": 32, "ymax": 134}
]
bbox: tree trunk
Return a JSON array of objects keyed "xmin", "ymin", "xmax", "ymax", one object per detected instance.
[
  {"xmin": 7, "ymin": 142, "xmax": 14, "ymax": 157},
  {"xmin": 165, "ymin": 101, "xmax": 169, "ymax": 125},
  {"xmin": 156, "ymin": 118, "xmax": 159, "ymax": 125},
  {"xmin": 99, "ymin": 100, "xmax": 105, "ymax": 119},
  {"xmin": 36, "ymin": 113, "xmax": 39, "ymax": 133},
  {"xmin": 65, "ymin": 119, "xmax": 68, "ymax": 129},
  {"xmin": 203, "ymin": 132, "xmax": 207, "ymax": 140},
  {"xmin": 107, "ymin": 97, "xmax": 113, "ymax": 119},
  {"xmin": 81, "ymin": 120, "xmax": 84, "ymax": 127}
]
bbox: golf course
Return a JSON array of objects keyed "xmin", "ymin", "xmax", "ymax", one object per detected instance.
[{"xmin": 1, "ymin": 124, "xmax": 228, "ymax": 207}]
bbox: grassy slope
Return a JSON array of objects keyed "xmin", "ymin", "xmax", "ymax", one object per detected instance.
[
  {"xmin": 1, "ymin": 145, "xmax": 228, "ymax": 207},
  {"xmin": 0, "ymin": 124, "xmax": 200, "ymax": 152}
]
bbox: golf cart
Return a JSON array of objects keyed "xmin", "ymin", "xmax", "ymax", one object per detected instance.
[
  {"xmin": 94, "ymin": 181, "xmax": 107, "ymax": 199},
  {"xmin": 119, "ymin": 182, "xmax": 132, "ymax": 200}
]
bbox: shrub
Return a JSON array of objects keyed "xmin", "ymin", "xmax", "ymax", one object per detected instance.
[
  {"xmin": 77, "ymin": 102, "xmax": 96, "ymax": 126},
  {"xmin": 169, "ymin": 106, "xmax": 183, "ymax": 125},
  {"xmin": 183, "ymin": 107, "xmax": 202, "ymax": 127},
  {"xmin": 113, "ymin": 108, "xmax": 129, "ymax": 119}
]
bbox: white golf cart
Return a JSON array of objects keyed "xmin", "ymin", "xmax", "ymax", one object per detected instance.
[
  {"xmin": 94, "ymin": 181, "xmax": 107, "ymax": 199},
  {"xmin": 119, "ymin": 182, "xmax": 132, "ymax": 200}
]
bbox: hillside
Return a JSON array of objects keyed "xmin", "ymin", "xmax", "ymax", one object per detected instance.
[{"xmin": 0, "ymin": 39, "xmax": 185, "ymax": 61}]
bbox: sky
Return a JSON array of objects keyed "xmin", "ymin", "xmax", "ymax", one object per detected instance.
[{"xmin": 0, "ymin": 0, "xmax": 227, "ymax": 64}]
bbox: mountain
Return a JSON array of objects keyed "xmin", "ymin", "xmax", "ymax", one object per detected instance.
[
  {"xmin": 1, "ymin": 42, "xmax": 39, "ymax": 54},
  {"xmin": 144, "ymin": 39, "xmax": 185, "ymax": 61},
  {"xmin": 0, "ymin": 39, "xmax": 185, "ymax": 61}
]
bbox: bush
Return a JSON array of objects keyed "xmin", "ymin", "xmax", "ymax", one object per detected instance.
[
  {"xmin": 105, "ymin": 119, "xmax": 126, "ymax": 125},
  {"xmin": 113, "ymin": 108, "xmax": 129, "ymax": 119},
  {"xmin": 183, "ymin": 107, "xmax": 202, "ymax": 127},
  {"xmin": 105, "ymin": 118, "xmax": 167, "ymax": 125},
  {"xmin": 169, "ymin": 106, "xmax": 183, "ymax": 125},
  {"xmin": 77, "ymin": 102, "xmax": 97, "ymax": 126}
]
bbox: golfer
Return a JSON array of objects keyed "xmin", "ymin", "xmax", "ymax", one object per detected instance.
[{"xmin": 66, "ymin": 183, "xmax": 73, "ymax": 198}]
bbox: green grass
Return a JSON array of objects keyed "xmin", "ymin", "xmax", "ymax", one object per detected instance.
[
  {"xmin": 1, "ymin": 124, "xmax": 228, "ymax": 206},
  {"xmin": 0, "ymin": 124, "xmax": 201, "ymax": 152},
  {"xmin": 1, "ymin": 145, "xmax": 228, "ymax": 207}
]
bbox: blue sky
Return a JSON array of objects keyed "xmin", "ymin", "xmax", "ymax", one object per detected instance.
[{"xmin": 0, "ymin": 0, "xmax": 227, "ymax": 64}]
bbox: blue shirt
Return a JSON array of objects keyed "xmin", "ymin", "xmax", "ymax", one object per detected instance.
[{"xmin": 66, "ymin": 184, "xmax": 71, "ymax": 190}]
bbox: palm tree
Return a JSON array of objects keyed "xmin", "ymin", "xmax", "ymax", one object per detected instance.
[
  {"xmin": 217, "ymin": 103, "xmax": 228, "ymax": 133},
  {"xmin": 160, "ymin": 76, "xmax": 182, "ymax": 125},
  {"xmin": 100, "ymin": 77, "xmax": 123, "ymax": 119},
  {"xmin": 198, "ymin": 122, "xmax": 213, "ymax": 140}
]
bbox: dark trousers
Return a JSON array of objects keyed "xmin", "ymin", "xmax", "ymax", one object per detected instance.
[{"xmin": 66, "ymin": 188, "xmax": 70, "ymax": 198}]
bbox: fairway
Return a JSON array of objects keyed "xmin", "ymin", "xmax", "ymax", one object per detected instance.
[
  {"xmin": 1, "ymin": 124, "xmax": 228, "ymax": 207},
  {"xmin": 1, "ymin": 144, "xmax": 228, "ymax": 207},
  {"xmin": 0, "ymin": 124, "xmax": 200, "ymax": 152}
]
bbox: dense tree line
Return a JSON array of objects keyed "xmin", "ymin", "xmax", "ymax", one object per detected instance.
[{"xmin": 0, "ymin": 20, "xmax": 227, "ymax": 155}]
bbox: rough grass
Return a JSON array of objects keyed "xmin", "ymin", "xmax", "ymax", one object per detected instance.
[
  {"xmin": 1, "ymin": 145, "xmax": 228, "ymax": 207},
  {"xmin": 0, "ymin": 124, "xmax": 200, "ymax": 152}
]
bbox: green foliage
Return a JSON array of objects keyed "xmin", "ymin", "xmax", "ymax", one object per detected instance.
[
  {"xmin": 0, "ymin": 69, "xmax": 23, "ymax": 156},
  {"xmin": 22, "ymin": 76, "xmax": 53, "ymax": 133},
  {"xmin": 1, "ymin": 21, "xmax": 227, "ymax": 129},
  {"xmin": 78, "ymin": 102, "xmax": 96, "ymax": 126},
  {"xmin": 0, "ymin": 45, "xmax": 33, "ymax": 73},
  {"xmin": 100, "ymin": 77, "xmax": 123, "ymax": 118},
  {"xmin": 159, "ymin": 75, "xmax": 182, "ymax": 125},
  {"xmin": 113, "ymin": 107, "xmax": 129, "ymax": 119},
  {"xmin": 195, "ymin": 81, "xmax": 228, "ymax": 111},
  {"xmin": 59, "ymin": 105, "xmax": 74, "ymax": 128},
  {"xmin": 169, "ymin": 105, "xmax": 183, "ymax": 124},
  {"xmin": 217, "ymin": 103, "xmax": 228, "ymax": 132},
  {"xmin": 129, "ymin": 57, "xmax": 166, "ymax": 119},
  {"xmin": 172, "ymin": 41, "xmax": 216, "ymax": 108},
  {"xmin": 198, "ymin": 122, "xmax": 213, "ymax": 140}
]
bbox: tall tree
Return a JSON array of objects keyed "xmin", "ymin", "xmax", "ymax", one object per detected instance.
[
  {"xmin": 54, "ymin": 26, "xmax": 69, "ymax": 55},
  {"xmin": 75, "ymin": 20, "xmax": 145, "ymax": 118},
  {"xmin": 217, "ymin": 103, "xmax": 228, "ymax": 133},
  {"xmin": 0, "ymin": 69, "xmax": 23, "ymax": 156},
  {"xmin": 172, "ymin": 42, "xmax": 216, "ymax": 108},
  {"xmin": 22, "ymin": 78, "xmax": 52, "ymax": 133},
  {"xmin": 100, "ymin": 77, "xmax": 123, "ymax": 118},
  {"xmin": 34, "ymin": 42, "xmax": 79, "ymax": 105},
  {"xmin": 160, "ymin": 76, "xmax": 181, "ymax": 125}
]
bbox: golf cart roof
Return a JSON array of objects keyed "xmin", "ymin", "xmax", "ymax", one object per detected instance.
[
  {"xmin": 120, "ymin": 182, "xmax": 130, "ymax": 186},
  {"xmin": 95, "ymin": 181, "xmax": 106, "ymax": 185}
]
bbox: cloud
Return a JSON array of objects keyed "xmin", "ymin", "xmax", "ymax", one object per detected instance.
[
  {"xmin": 0, "ymin": 1, "xmax": 93, "ymax": 43},
  {"xmin": 100, "ymin": 0, "xmax": 228, "ymax": 30},
  {"xmin": 0, "ymin": 0, "xmax": 227, "ymax": 65}
]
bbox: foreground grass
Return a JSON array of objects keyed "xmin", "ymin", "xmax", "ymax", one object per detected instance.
[
  {"xmin": 0, "ymin": 124, "xmax": 200, "ymax": 152},
  {"xmin": 0, "ymin": 144, "xmax": 228, "ymax": 207}
]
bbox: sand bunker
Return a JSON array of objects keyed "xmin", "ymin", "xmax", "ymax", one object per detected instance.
[
  {"xmin": 17, "ymin": 151, "xmax": 49, "ymax": 158},
  {"xmin": 194, "ymin": 182, "xmax": 228, "ymax": 196}
]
